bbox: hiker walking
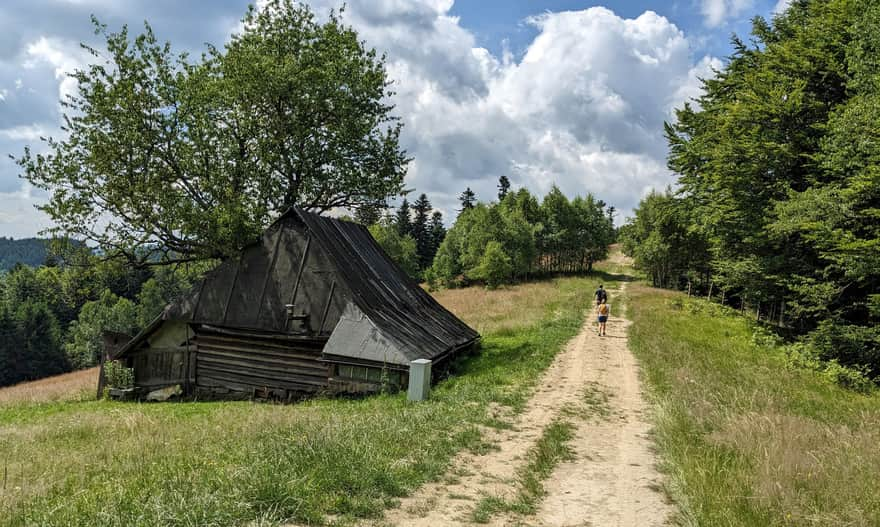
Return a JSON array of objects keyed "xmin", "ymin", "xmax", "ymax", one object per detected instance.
[
  {"xmin": 597, "ymin": 299, "xmax": 609, "ymax": 336},
  {"xmin": 594, "ymin": 284, "xmax": 608, "ymax": 306}
]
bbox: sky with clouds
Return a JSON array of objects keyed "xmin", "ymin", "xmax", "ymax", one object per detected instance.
[{"xmin": 0, "ymin": 0, "xmax": 791, "ymax": 239}]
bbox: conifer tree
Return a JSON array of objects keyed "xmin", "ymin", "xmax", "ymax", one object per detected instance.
[
  {"xmin": 497, "ymin": 176, "xmax": 511, "ymax": 202},
  {"xmin": 429, "ymin": 211, "xmax": 446, "ymax": 259},
  {"xmin": 395, "ymin": 198, "xmax": 412, "ymax": 237},
  {"xmin": 15, "ymin": 302, "xmax": 68, "ymax": 382},
  {"xmin": 354, "ymin": 200, "xmax": 387, "ymax": 226},
  {"xmin": 459, "ymin": 187, "xmax": 476, "ymax": 212},
  {"xmin": 0, "ymin": 307, "xmax": 20, "ymax": 386},
  {"xmin": 411, "ymin": 194, "xmax": 433, "ymax": 270}
]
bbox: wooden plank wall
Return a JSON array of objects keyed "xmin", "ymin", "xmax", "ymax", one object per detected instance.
[
  {"xmin": 131, "ymin": 347, "xmax": 193, "ymax": 389},
  {"xmin": 194, "ymin": 331, "xmax": 330, "ymax": 397}
]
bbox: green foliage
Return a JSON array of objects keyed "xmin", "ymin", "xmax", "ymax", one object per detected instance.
[
  {"xmin": 0, "ymin": 249, "xmax": 207, "ymax": 386},
  {"xmin": 472, "ymin": 242, "xmax": 513, "ymax": 290},
  {"xmin": 410, "ymin": 194, "xmax": 441, "ymax": 271},
  {"xmin": 0, "ymin": 302, "xmax": 69, "ymax": 387},
  {"xmin": 654, "ymin": 0, "xmax": 880, "ymax": 376},
  {"xmin": 368, "ymin": 222, "xmax": 419, "ymax": 279},
  {"xmin": 17, "ymin": 0, "xmax": 408, "ymax": 265},
  {"xmin": 430, "ymin": 187, "xmax": 613, "ymax": 289},
  {"xmin": 459, "ymin": 187, "xmax": 476, "ymax": 211},
  {"xmin": 0, "ymin": 308, "xmax": 18, "ymax": 386},
  {"xmin": 65, "ymin": 290, "xmax": 139, "ymax": 369},
  {"xmin": 103, "ymin": 360, "xmax": 135, "ymax": 391},
  {"xmin": 497, "ymin": 175, "xmax": 511, "ymax": 202},
  {"xmin": 0, "ymin": 277, "xmax": 598, "ymax": 526},
  {"xmin": 394, "ymin": 197, "xmax": 411, "ymax": 237},
  {"xmin": 619, "ymin": 190, "xmax": 710, "ymax": 289}
]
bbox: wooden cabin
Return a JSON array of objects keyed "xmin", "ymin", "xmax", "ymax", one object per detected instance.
[{"xmin": 112, "ymin": 207, "xmax": 479, "ymax": 400}]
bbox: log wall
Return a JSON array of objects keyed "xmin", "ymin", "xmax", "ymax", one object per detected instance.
[{"xmin": 193, "ymin": 328, "xmax": 330, "ymax": 398}]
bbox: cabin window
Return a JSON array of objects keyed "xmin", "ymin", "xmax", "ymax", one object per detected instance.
[{"xmin": 337, "ymin": 365, "xmax": 401, "ymax": 385}]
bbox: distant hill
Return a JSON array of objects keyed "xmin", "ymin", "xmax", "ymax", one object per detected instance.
[{"xmin": 0, "ymin": 237, "xmax": 50, "ymax": 270}]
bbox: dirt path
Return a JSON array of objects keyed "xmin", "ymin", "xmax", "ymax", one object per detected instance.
[
  {"xmin": 371, "ymin": 282, "xmax": 673, "ymax": 526},
  {"xmin": 526, "ymin": 282, "xmax": 672, "ymax": 527}
]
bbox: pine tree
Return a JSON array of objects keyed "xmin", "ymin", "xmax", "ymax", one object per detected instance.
[
  {"xmin": 15, "ymin": 302, "xmax": 68, "ymax": 382},
  {"xmin": 498, "ymin": 176, "xmax": 511, "ymax": 202},
  {"xmin": 395, "ymin": 198, "xmax": 412, "ymax": 236},
  {"xmin": 412, "ymin": 194, "xmax": 433, "ymax": 270},
  {"xmin": 459, "ymin": 187, "xmax": 476, "ymax": 212},
  {"xmin": 0, "ymin": 307, "xmax": 20, "ymax": 386},
  {"xmin": 429, "ymin": 211, "xmax": 446, "ymax": 261}
]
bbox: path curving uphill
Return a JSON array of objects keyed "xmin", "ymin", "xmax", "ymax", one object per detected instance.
[{"xmin": 367, "ymin": 278, "xmax": 674, "ymax": 526}]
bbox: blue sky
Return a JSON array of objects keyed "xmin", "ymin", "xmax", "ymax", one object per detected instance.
[
  {"xmin": 451, "ymin": 0, "xmax": 757, "ymax": 58},
  {"xmin": 0, "ymin": 0, "xmax": 790, "ymax": 238}
]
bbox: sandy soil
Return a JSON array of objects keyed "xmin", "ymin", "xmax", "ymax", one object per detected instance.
[
  {"xmin": 369, "ymin": 282, "xmax": 673, "ymax": 526},
  {"xmin": 526, "ymin": 282, "xmax": 673, "ymax": 527}
]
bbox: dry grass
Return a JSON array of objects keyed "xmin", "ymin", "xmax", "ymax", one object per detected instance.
[
  {"xmin": 628, "ymin": 282, "xmax": 880, "ymax": 526},
  {"xmin": 0, "ymin": 368, "xmax": 98, "ymax": 405},
  {"xmin": 0, "ymin": 276, "xmax": 602, "ymax": 527},
  {"xmin": 432, "ymin": 280, "xmax": 566, "ymax": 335}
]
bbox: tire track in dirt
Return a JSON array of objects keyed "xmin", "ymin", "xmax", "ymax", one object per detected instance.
[
  {"xmin": 367, "ymin": 281, "xmax": 673, "ymax": 527},
  {"xmin": 368, "ymin": 292, "xmax": 604, "ymax": 527},
  {"xmin": 521, "ymin": 281, "xmax": 674, "ymax": 527}
]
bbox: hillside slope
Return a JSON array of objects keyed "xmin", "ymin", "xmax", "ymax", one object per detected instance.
[{"xmin": 628, "ymin": 284, "xmax": 880, "ymax": 526}]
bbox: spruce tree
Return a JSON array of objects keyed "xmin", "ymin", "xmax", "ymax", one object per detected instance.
[
  {"xmin": 0, "ymin": 307, "xmax": 20, "ymax": 386},
  {"xmin": 498, "ymin": 176, "xmax": 511, "ymax": 202},
  {"xmin": 354, "ymin": 200, "xmax": 387, "ymax": 226},
  {"xmin": 459, "ymin": 187, "xmax": 476, "ymax": 212},
  {"xmin": 411, "ymin": 194, "xmax": 433, "ymax": 270},
  {"xmin": 15, "ymin": 302, "xmax": 68, "ymax": 382},
  {"xmin": 395, "ymin": 198, "xmax": 412, "ymax": 237},
  {"xmin": 429, "ymin": 211, "xmax": 446, "ymax": 262}
]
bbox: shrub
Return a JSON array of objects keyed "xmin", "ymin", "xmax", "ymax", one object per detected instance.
[
  {"xmin": 472, "ymin": 242, "xmax": 513, "ymax": 290},
  {"xmin": 104, "ymin": 360, "xmax": 134, "ymax": 390}
]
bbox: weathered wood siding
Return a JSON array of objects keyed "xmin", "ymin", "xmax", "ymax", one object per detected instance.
[
  {"xmin": 130, "ymin": 347, "xmax": 194, "ymax": 389},
  {"xmin": 126, "ymin": 321, "xmax": 194, "ymax": 390},
  {"xmin": 194, "ymin": 327, "xmax": 330, "ymax": 397}
]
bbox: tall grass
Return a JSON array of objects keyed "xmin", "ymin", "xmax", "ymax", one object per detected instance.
[
  {"xmin": 0, "ymin": 368, "xmax": 99, "ymax": 405},
  {"xmin": 0, "ymin": 276, "xmax": 609, "ymax": 527},
  {"xmin": 627, "ymin": 283, "xmax": 880, "ymax": 527}
]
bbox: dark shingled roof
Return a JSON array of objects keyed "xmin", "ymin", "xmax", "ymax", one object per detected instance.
[
  {"xmin": 116, "ymin": 207, "xmax": 479, "ymax": 365},
  {"xmin": 296, "ymin": 207, "xmax": 479, "ymax": 363}
]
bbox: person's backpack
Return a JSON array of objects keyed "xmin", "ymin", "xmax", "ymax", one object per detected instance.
[
  {"xmin": 598, "ymin": 304, "xmax": 609, "ymax": 316},
  {"xmin": 597, "ymin": 288, "xmax": 607, "ymax": 302}
]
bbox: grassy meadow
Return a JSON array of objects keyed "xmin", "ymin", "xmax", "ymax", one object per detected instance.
[
  {"xmin": 626, "ymin": 283, "xmax": 880, "ymax": 527},
  {"xmin": 0, "ymin": 367, "xmax": 99, "ymax": 405},
  {"xmin": 0, "ymin": 276, "xmax": 608, "ymax": 527}
]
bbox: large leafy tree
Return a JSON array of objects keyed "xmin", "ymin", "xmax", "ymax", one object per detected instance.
[
  {"xmin": 428, "ymin": 187, "xmax": 612, "ymax": 288},
  {"xmin": 661, "ymin": 0, "xmax": 879, "ymax": 375},
  {"xmin": 368, "ymin": 221, "xmax": 419, "ymax": 279},
  {"xmin": 619, "ymin": 191, "xmax": 709, "ymax": 289},
  {"xmin": 17, "ymin": 0, "xmax": 408, "ymax": 266}
]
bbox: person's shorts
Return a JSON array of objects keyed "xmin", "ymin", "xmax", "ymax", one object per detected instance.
[{"xmin": 598, "ymin": 316, "xmax": 608, "ymax": 323}]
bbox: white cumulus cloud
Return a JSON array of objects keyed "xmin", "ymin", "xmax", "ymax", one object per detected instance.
[
  {"xmin": 303, "ymin": 2, "xmax": 718, "ymax": 222},
  {"xmin": 23, "ymin": 36, "xmax": 89, "ymax": 105},
  {"xmin": 700, "ymin": 0, "xmax": 755, "ymax": 27}
]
